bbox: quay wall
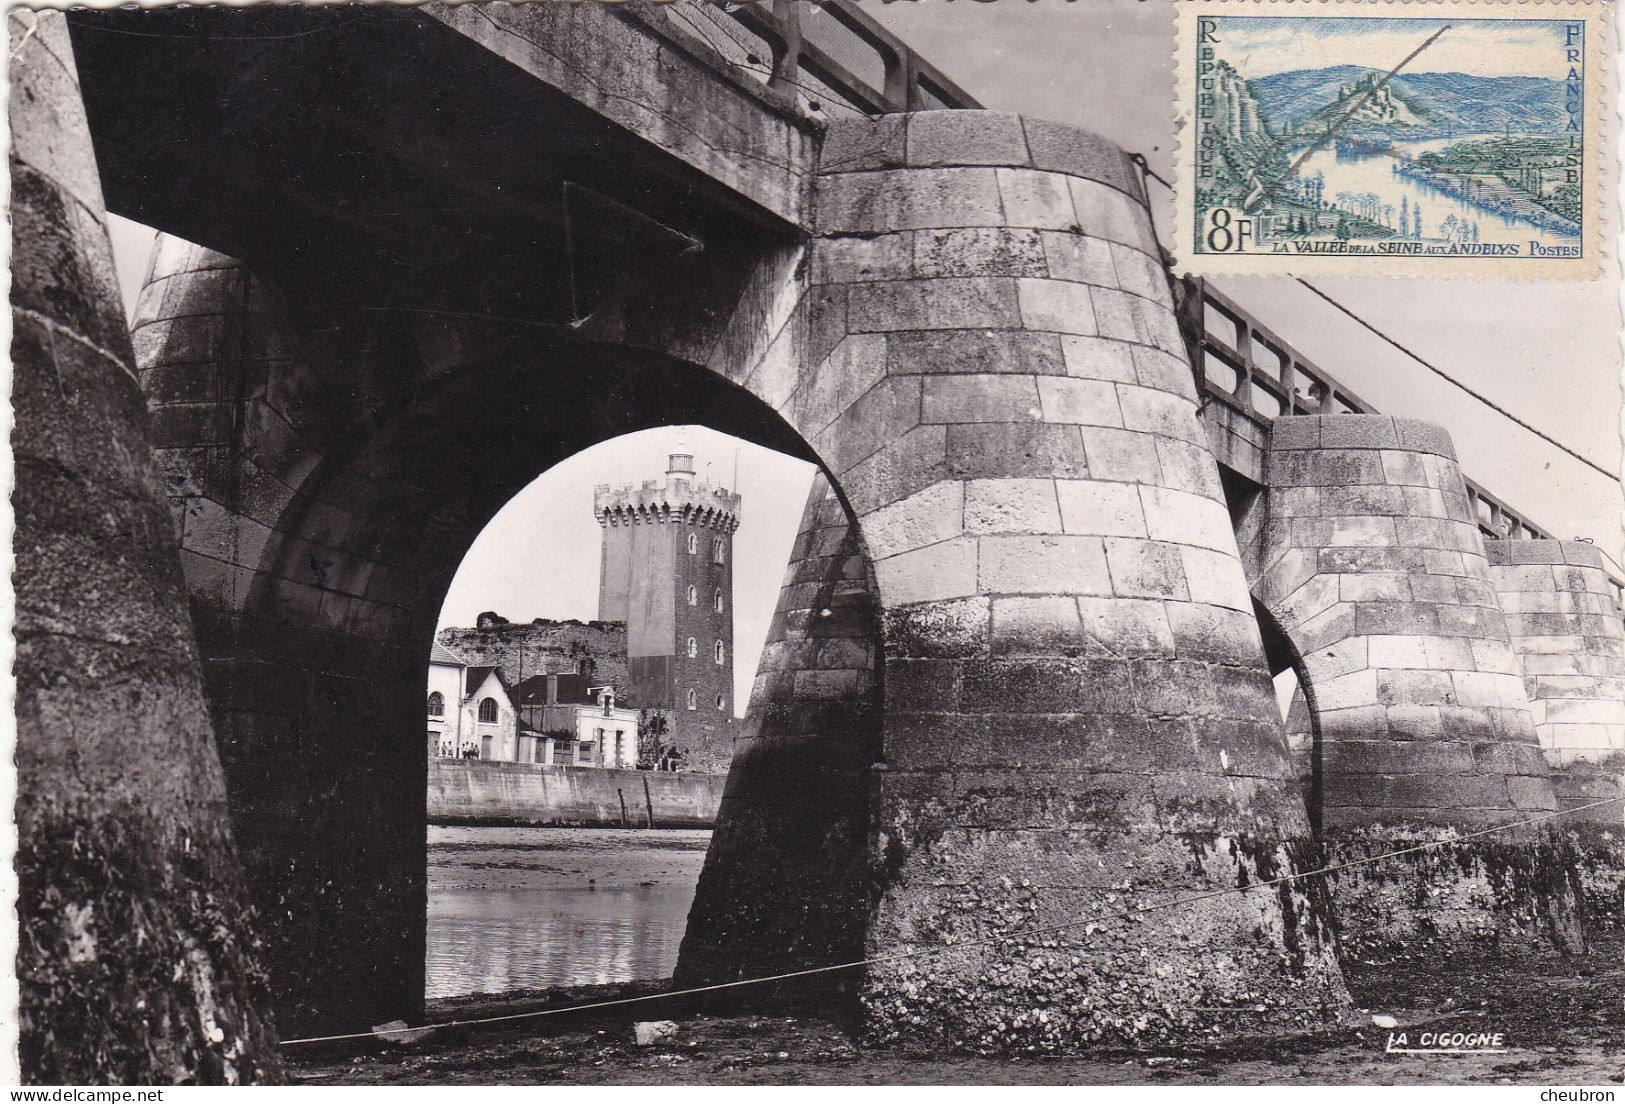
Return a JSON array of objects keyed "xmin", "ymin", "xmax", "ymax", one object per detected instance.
[{"xmin": 428, "ymin": 760, "xmax": 724, "ymax": 828}]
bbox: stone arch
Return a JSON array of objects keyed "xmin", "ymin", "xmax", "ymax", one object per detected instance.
[
  {"xmin": 132, "ymin": 107, "xmax": 1354, "ymax": 1050},
  {"xmin": 21, "ymin": 6, "xmax": 1356, "ymax": 1062},
  {"xmin": 132, "ymin": 234, "xmax": 890, "ymax": 1033}
]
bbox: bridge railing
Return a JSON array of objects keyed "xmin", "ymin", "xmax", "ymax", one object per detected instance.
[
  {"xmin": 718, "ymin": 0, "xmax": 981, "ymax": 114},
  {"xmin": 1177, "ymin": 275, "xmax": 1553, "ymax": 546}
]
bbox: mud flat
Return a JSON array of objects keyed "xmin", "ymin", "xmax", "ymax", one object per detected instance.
[{"xmin": 293, "ymin": 929, "xmax": 1625, "ymax": 1085}]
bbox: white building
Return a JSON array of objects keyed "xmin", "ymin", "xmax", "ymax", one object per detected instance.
[
  {"xmin": 566, "ymin": 687, "xmax": 640, "ymax": 769},
  {"xmin": 427, "ymin": 642, "xmax": 519, "ymax": 761},
  {"xmin": 428, "ymin": 647, "xmax": 635, "ymax": 768},
  {"xmin": 516, "ymin": 677, "xmax": 640, "ymax": 769}
]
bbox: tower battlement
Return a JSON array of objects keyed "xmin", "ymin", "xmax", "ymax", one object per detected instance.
[{"xmin": 593, "ymin": 477, "xmax": 742, "ymax": 531}]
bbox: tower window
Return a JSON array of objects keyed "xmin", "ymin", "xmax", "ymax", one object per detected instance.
[
  {"xmin": 686, "ymin": 688, "xmax": 697, "ymax": 710},
  {"xmin": 687, "ymin": 637, "xmax": 697, "ymax": 658},
  {"xmin": 687, "ymin": 585, "xmax": 697, "ymax": 606},
  {"xmin": 714, "ymin": 588, "xmax": 723, "ymax": 613},
  {"xmin": 478, "ymin": 697, "xmax": 498, "ymax": 724},
  {"xmin": 687, "ymin": 532, "xmax": 697, "ymax": 555},
  {"xmin": 716, "ymin": 694, "xmax": 726, "ymax": 711},
  {"xmin": 714, "ymin": 640, "xmax": 725, "ymax": 665},
  {"xmin": 427, "ymin": 691, "xmax": 444, "ymax": 718},
  {"xmin": 712, "ymin": 538, "xmax": 725, "ymax": 564}
]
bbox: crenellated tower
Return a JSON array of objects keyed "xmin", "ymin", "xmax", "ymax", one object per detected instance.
[{"xmin": 594, "ymin": 451, "xmax": 742, "ymax": 772}]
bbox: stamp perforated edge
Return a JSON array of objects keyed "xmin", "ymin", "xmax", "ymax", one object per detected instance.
[{"xmin": 1171, "ymin": 0, "xmax": 1611, "ymax": 280}]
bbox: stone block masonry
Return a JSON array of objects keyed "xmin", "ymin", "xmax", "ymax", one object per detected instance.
[
  {"xmin": 10, "ymin": 11, "xmax": 280, "ymax": 1082},
  {"xmin": 682, "ymin": 111, "xmax": 1351, "ymax": 1053},
  {"xmin": 131, "ymin": 234, "xmax": 434, "ymax": 1038},
  {"xmin": 1487, "ymin": 539, "xmax": 1625, "ymax": 921},
  {"xmin": 1254, "ymin": 415, "xmax": 1584, "ymax": 958}
]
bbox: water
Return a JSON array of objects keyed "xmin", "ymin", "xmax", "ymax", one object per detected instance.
[
  {"xmin": 1292, "ymin": 136, "xmax": 1576, "ymax": 247},
  {"xmin": 425, "ymin": 825, "xmax": 712, "ymax": 999}
]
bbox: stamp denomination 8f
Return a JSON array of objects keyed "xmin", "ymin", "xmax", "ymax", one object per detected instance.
[{"xmin": 1175, "ymin": 0, "xmax": 1606, "ymax": 278}]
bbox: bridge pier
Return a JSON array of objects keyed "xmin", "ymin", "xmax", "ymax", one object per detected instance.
[
  {"xmin": 1254, "ymin": 414, "xmax": 1583, "ymax": 960},
  {"xmin": 10, "ymin": 11, "xmax": 280, "ymax": 1082},
  {"xmin": 675, "ymin": 474, "xmax": 881, "ymax": 995},
  {"xmin": 130, "ymin": 240, "xmax": 432, "ymax": 1036},
  {"xmin": 1487, "ymin": 540, "xmax": 1625, "ymax": 921},
  {"xmin": 681, "ymin": 111, "xmax": 1350, "ymax": 1053}
]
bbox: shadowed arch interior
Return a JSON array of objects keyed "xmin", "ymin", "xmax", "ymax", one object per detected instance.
[
  {"xmin": 1253, "ymin": 598, "xmax": 1325, "ymax": 838},
  {"xmin": 172, "ymin": 314, "xmax": 881, "ymax": 1032}
]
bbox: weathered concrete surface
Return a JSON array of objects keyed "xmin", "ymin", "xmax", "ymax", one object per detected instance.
[
  {"xmin": 682, "ymin": 112, "xmax": 1351, "ymax": 1053},
  {"xmin": 427, "ymin": 761, "xmax": 724, "ymax": 828},
  {"xmin": 10, "ymin": 11, "xmax": 281, "ymax": 1083},
  {"xmin": 1200, "ymin": 390, "xmax": 1270, "ymax": 488},
  {"xmin": 1487, "ymin": 539, "xmax": 1625, "ymax": 920},
  {"xmin": 69, "ymin": 5, "xmax": 815, "ymax": 268},
  {"xmin": 677, "ymin": 474, "xmax": 882, "ymax": 999},
  {"xmin": 424, "ymin": 2, "xmax": 817, "ymax": 226},
  {"xmin": 1250, "ymin": 415, "xmax": 1582, "ymax": 958}
]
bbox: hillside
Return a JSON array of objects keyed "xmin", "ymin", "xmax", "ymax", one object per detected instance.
[
  {"xmin": 1249, "ymin": 66, "xmax": 1569, "ymax": 137},
  {"xmin": 437, "ymin": 619, "xmax": 630, "ymax": 693}
]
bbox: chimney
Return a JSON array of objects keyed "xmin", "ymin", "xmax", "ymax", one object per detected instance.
[{"xmin": 667, "ymin": 451, "xmax": 696, "ymax": 480}]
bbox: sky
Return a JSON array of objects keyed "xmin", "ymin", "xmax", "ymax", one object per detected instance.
[
  {"xmin": 434, "ymin": 427, "xmax": 815, "ymax": 712},
  {"xmin": 1209, "ymin": 17, "xmax": 1582, "ymax": 80},
  {"xmin": 104, "ymin": 0, "xmax": 1625, "ymax": 712}
]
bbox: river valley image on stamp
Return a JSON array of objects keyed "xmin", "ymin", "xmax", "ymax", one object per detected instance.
[{"xmin": 1181, "ymin": 6, "xmax": 1601, "ymax": 273}]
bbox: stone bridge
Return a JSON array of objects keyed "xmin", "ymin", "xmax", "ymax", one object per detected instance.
[{"xmin": 13, "ymin": 2, "xmax": 1623, "ymax": 1082}]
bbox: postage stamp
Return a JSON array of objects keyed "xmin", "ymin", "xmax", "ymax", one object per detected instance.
[{"xmin": 1174, "ymin": 0, "xmax": 1607, "ymax": 278}]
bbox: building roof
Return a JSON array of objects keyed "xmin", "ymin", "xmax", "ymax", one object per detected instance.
[
  {"xmin": 463, "ymin": 666, "xmax": 509, "ymax": 702},
  {"xmin": 429, "ymin": 641, "xmax": 467, "ymax": 667},
  {"xmin": 518, "ymin": 701, "xmax": 635, "ymax": 735},
  {"xmin": 518, "ymin": 704, "xmax": 573, "ymax": 737},
  {"xmin": 514, "ymin": 672, "xmax": 610, "ymax": 707}
]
